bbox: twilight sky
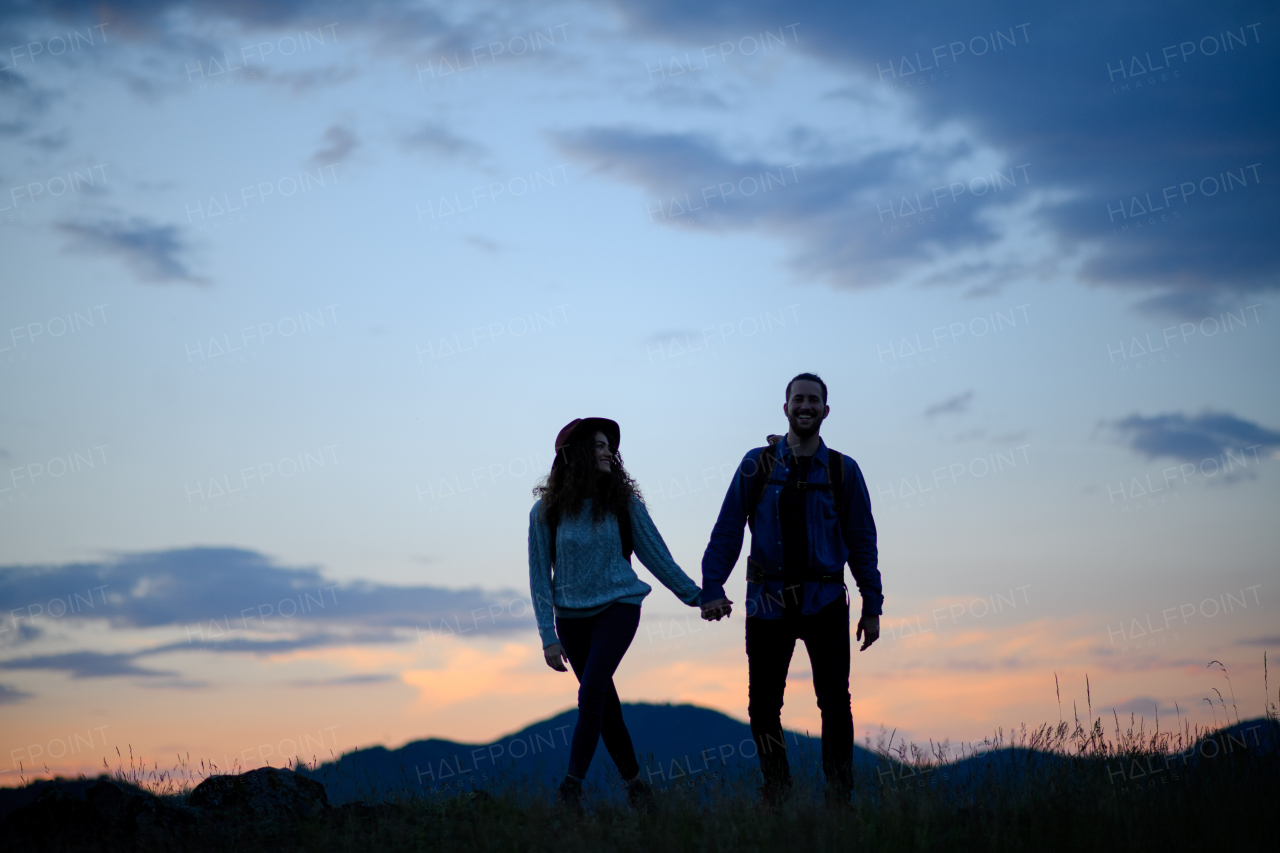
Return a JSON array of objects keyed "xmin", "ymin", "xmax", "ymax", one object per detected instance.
[{"xmin": 1, "ymin": 0, "xmax": 1277, "ymax": 780}]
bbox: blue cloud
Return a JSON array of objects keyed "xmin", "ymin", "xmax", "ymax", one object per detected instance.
[
  {"xmin": 0, "ymin": 547, "xmax": 533, "ymax": 637},
  {"xmin": 600, "ymin": 0, "xmax": 1279, "ymax": 311},
  {"xmin": 925, "ymin": 391, "xmax": 974, "ymax": 419},
  {"xmin": 0, "ymin": 682, "xmax": 34, "ymax": 704},
  {"xmin": 57, "ymin": 216, "xmax": 207, "ymax": 285},
  {"xmin": 311, "ymin": 123, "xmax": 358, "ymax": 166},
  {"xmin": 555, "ymin": 127, "xmax": 999, "ymax": 287},
  {"xmin": 1103, "ymin": 695, "xmax": 1179, "ymax": 719},
  {"xmin": 290, "ymin": 673, "xmax": 398, "ymax": 687},
  {"xmin": 1107, "ymin": 411, "xmax": 1280, "ymax": 463},
  {"xmin": 1236, "ymin": 635, "xmax": 1280, "ymax": 648},
  {"xmin": 0, "ymin": 651, "xmax": 176, "ymax": 679},
  {"xmin": 140, "ymin": 631, "xmax": 403, "ymax": 656},
  {"xmin": 0, "ymin": 548, "xmax": 535, "ymax": 683}
]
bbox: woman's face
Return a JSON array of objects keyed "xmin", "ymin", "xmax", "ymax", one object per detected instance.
[{"xmin": 592, "ymin": 431, "xmax": 613, "ymax": 473}]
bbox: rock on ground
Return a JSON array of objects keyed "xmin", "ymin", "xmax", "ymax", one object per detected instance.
[{"xmin": 188, "ymin": 766, "xmax": 328, "ymax": 819}]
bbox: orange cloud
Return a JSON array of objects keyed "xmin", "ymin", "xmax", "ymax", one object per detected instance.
[{"xmin": 402, "ymin": 641, "xmax": 551, "ymax": 707}]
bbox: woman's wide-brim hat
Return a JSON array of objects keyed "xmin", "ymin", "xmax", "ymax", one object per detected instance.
[{"xmin": 553, "ymin": 417, "xmax": 621, "ymax": 464}]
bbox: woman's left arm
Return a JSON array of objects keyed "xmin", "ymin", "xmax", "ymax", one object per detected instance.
[{"xmin": 628, "ymin": 497, "xmax": 701, "ymax": 606}]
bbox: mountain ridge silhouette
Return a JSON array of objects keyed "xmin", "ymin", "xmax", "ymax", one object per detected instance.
[
  {"xmin": 301, "ymin": 702, "xmax": 868, "ymax": 803},
  {"xmin": 296, "ymin": 703, "xmax": 1278, "ymax": 805}
]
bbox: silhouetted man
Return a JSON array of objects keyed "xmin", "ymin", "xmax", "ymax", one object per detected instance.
[{"xmin": 700, "ymin": 373, "xmax": 881, "ymax": 805}]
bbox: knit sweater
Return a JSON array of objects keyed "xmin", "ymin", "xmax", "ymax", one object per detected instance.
[{"xmin": 528, "ymin": 496, "xmax": 701, "ymax": 648}]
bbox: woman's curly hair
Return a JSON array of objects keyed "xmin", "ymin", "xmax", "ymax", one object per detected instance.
[{"xmin": 534, "ymin": 428, "xmax": 641, "ymax": 529}]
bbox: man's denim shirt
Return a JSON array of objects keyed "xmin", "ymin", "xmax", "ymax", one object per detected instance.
[{"xmin": 701, "ymin": 439, "xmax": 882, "ymax": 620}]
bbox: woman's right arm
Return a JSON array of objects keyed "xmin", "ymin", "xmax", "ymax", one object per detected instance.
[{"xmin": 528, "ymin": 504, "xmax": 559, "ymax": 649}]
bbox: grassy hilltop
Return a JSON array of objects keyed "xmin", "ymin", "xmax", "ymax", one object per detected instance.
[{"xmin": 2, "ymin": 700, "xmax": 1276, "ymax": 852}]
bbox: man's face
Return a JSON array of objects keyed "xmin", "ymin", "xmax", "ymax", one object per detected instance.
[{"xmin": 784, "ymin": 380, "xmax": 829, "ymax": 439}]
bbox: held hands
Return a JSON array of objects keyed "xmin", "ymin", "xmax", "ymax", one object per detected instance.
[
  {"xmin": 701, "ymin": 597, "xmax": 733, "ymax": 621},
  {"xmin": 543, "ymin": 642, "xmax": 569, "ymax": 672},
  {"xmin": 856, "ymin": 614, "xmax": 880, "ymax": 651}
]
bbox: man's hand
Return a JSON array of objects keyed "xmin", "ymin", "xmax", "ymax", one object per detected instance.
[
  {"xmin": 701, "ymin": 598, "xmax": 733, "ymax": 621},
  {"xmin": 543, "ymin": 642, "xmax": 569, "ymax": 672},
  {"xmin": 856, "ymin": 615, "xmax": 880, "ymax": 651}
]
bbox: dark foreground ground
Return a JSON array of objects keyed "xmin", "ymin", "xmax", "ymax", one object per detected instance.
[{"xmin": 3, "ymin": 717, "xmax": 1276, "ymax": 852}]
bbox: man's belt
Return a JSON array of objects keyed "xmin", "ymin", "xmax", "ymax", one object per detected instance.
[
  {"xmin": 766, "ymin": 478, "xmax": 832, "ymax": 491},
  {"xmin": 746, "ymin": 557, "xmax": 843, "ymax": 585}
]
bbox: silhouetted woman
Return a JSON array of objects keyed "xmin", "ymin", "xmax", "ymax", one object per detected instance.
[{"xmin": 529, "ymin": 417, "xmax": 701, "ymax": 812}]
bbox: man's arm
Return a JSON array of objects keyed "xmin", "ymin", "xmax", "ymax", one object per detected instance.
[
  {"xmin": 842, "ymin": 457, "xmax": 882, "ymax": 617},
  {"xmin": 700, "ymin": 450, "xmax": 757, "ymax": 612}
]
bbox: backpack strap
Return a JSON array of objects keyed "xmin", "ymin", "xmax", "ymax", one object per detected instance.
[
  {"xmin": 826, "ymin": 450, "xmax": 849, "ymax": 557},
  {"xmin": 745, "ymin": 440, "xmax": 780, "ymax": 531},
  {"xmin": 548, "ymin": 503, "xmax": 633, "ymax": 566},
  {"xmin": 827, "ymin": 450, "xmax": 845, "ymax": 514}
]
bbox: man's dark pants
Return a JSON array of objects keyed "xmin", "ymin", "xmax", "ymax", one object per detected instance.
[{"xmin": 746, "ymin": 596, "xmax": 854, "ymax": 793}]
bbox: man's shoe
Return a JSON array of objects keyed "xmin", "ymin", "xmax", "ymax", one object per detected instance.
[
  {"xmin": 557, "ymin": 777, "xmax": 585, "ymax": 815},
  {"xmin": 625, "ymin": 777, "xmax": 657, "ymax": 814}
]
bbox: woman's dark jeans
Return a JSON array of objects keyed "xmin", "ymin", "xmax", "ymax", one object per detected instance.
[{"xmin": 555, "ymin": 602, "xmax": 642, "ymax": 781}]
